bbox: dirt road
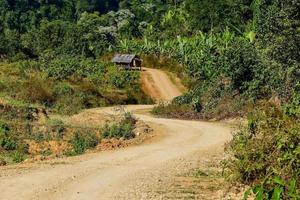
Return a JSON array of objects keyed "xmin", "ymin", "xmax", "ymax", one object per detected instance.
[
  {"xmin": 141, "ymin": 68, "xmax": 183, "ymax": 102},
  {"xmin": 0, "ymin": 69, "xmax": 233, "ymax": 200}
]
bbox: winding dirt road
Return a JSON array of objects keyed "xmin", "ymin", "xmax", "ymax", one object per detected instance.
[{"xmin": 0, "ymin": 68, "xmax": 232, "ymax": 200}]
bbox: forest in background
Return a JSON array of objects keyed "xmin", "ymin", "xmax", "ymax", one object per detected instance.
[{"xmin": 0, "ymin": 0, "xmax": 299, "ymax": 198}]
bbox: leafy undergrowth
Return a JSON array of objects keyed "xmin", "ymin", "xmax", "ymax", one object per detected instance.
[
  {"xmin": 225, "ymin": 103, "xmax": 300, "ymax": 199},
  {"xmin": 152, "ymin": 95, "xmax": 254, "ymax": 121},
  {"xmin": 151, "ymin": 103, "xmax": 203, "ymax": 120},
  {"xmin": 102, "ymin": 112, "xmax": 136, "ymax": 140}
]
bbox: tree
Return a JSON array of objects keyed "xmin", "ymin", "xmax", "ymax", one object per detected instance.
[
  {"xmin": 255, "ymin": 0, "xmax": 300, "ymax": 101},
  {"xmin": 185, "ymin": 0, "xmax": 253, "ymax": 32}
]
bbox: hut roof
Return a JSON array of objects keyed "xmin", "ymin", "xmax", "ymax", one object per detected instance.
[{"xmin": 111, "ymin": 54, "xmax": 137, "ymax": 64}]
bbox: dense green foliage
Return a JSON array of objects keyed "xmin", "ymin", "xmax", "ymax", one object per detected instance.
[
  {"xmin": 227, "ymin": 103, "xmax": 300, "ymax": 198},
  {"xmin": 0, "ymin": 0, "xmax": 258, "ymax": 60},
  {"xmin": 0, "ymin": 0, "xmax": 121, "ymax": 58}
]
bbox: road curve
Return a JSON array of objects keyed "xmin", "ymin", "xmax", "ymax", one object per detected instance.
[
  {"xmin": 0, "ymin": 69, "xmax": 232, "ymax": 199},
  {"xmin": 0, "ymin": 105, "xmax": 232, "ymax": 200}
]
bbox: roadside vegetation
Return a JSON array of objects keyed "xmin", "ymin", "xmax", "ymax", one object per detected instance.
[
  {"xmin": 0, "ymin": 101, "xmax": 139, "ymax": 164},
  {"xmin": 226, "ymin": 103, "xmax": 300, "ymax": 199},
  {"xmin": 0, "ymin": 0, "xmax": 299, "ymax": 198},
  {"xmin": 102, "ymin": 112, "xmax": 136, "ymax": 140},
  {"xmin": 0, "ymin": 59, "xmax": 151, "ymax": 115}
]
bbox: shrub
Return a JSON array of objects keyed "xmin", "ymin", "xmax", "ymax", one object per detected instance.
[
  {"xmin": 32, "ymin": 133, "xmax": 48, "ymax": 143},
  {"xmin": 151, "ymin": 103, "xmax": 202, "ymax": 120},
  {"xmin": 0, "ymin": 121, "xmax": 29, "ymax": 163},
  {"xmin": 106, "ymin": 66, "xmax": 139, "ymax": 89},
  {"xmin": 141, "ymin": 54, "xmax": 183, "ymax": 75},
  {"xmin": 0, "ymin": 121, "xmax": 17, "ymax": 151},
  {"xmin": 42, "ymin": 56, "xmax": 80, "ymax": 80},
  {"xmin": 40, "ymin": 56, "xmax": 106, "ymax": 80},
  {"xmin": 121, "ymin": 112, "xmax": 137, "ymax": 126},
  {"xmin": 0, "ymin": 134, "xmax": 17, "ymax": 151},
  {"xmin": 102, "ymin": 112, "xmax": 136, "ymax": 140},
  {"xmin": 70, "ymin": 131, "xmax": 99, "ymax": 155},
  {"xmin": 222, "ymin": 38, "xmax": 262, "ymax": 96},
  {"xmin": 53, "ymin": 82, "xmax": 104, "ymax": 115},
  {"xmin": 0, "ymin": 121, "xmax": 10, "ymax": 133},
  {"xmin": 53, "ymin": 82, "xmax": 74, "ymax": 96},
  {"xmin": 283, "ymin": 86, "xmax": 300, "ymax": 118},
  {"xmin": 102, "ymin": 123, "xmax": 134, "ymax": 140},
  {"xmin": 225, "ymin": 103, "xmax": 300, "ymax": 199},
  {"xmin": 1, "ymin": 57, "xmax": 149, "ymax": 116},
  {"xmin": 46, "ymin": 118, "xmax": 65, "ymax": 139},
  {"xmin": 18, "ymin": 76, "xmax": 54, "ymax": 105},
  {"xmin": 71, "ymin": 132, "xmax": 86, "ymax": 155},
  {"xmin": 54, "ymin": 93, "xmax": 84, "ymax": 115},
  {"xmin": 10, "ymin": 150, "xmax": 25, "ymax": 163}
]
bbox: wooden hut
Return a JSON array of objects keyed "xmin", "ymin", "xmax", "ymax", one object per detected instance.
[{"xmin": 111, "ymin": 54, "xmax": 142, "ymax": 70}]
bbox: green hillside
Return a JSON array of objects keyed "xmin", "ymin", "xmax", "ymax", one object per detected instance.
[{"xmin": 0, "ymin": 0, "xmax": 299, "ymax": 198}]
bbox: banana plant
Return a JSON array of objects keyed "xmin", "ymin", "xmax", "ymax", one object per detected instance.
[
  {"xmin": 245, "ymin": 31, "xmax": 256, "ymax": 43},
  {"xmin": 222, "ymin": 26, "xmax": 235, "ymax": 49},
  {"xmin": 119, "ymin": 39, "xmax": 129, "ymax": 52}
]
